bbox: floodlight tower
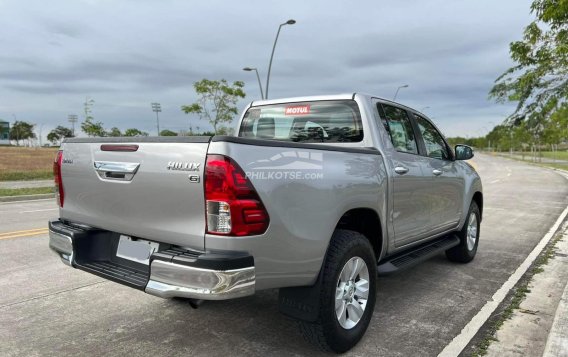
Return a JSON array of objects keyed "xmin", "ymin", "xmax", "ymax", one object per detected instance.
[
  {"xmin": 151, "ymin": 102, "xmax": 162, "ymax": 136},
  {"xmin": 68, "ymin": 115, "xmax": 78, "ymax": 137}
]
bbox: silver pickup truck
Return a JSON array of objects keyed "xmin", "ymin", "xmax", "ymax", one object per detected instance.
[{"xmin": 49, "ymin": 93, "xmax": 482, "ymax": 353}]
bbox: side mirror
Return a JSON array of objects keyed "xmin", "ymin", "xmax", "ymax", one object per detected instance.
[{"xmin": 455, "ymin": 144, "xmax": 474, "ymax": 160}]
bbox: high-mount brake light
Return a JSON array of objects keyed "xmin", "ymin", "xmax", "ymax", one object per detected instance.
[
  {"xmin": 53, "ymin": 150, "xmax": 64, "ymax": 207},
  {"xmin": 100, "ymin": 144, "xmax": 139, "ymax": 152},
  {"xmin": 204, "ymin": 154, "xmax": 269, "ymax": 236}
]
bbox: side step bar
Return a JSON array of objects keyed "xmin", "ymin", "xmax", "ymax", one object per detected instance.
[{"xmin": 377, "ymin": 235, "xmax": 460, "ymax": 275}]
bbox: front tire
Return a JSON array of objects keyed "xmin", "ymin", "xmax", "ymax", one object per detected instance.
[
  {"xmin": 446, "ymin": 201, "xmax": 480, "ymax": 263},
  {"xmin": 298, "ymin": 230, "xmax": 377, "ymax": 353}
]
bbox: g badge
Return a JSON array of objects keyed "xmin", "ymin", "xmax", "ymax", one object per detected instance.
[{"xmin": 188, "ymin": 175, "xmax": 200, "ymax": 183}]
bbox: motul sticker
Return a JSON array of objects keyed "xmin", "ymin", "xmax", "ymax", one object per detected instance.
[{"xmin": 285, "ymin": 105, "xmax": 311, "ymax": 115}]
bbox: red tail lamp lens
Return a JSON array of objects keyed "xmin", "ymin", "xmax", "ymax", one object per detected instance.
[{"xmin": 204, "ymin": 154, "xmax": 269, "ymax": 236}]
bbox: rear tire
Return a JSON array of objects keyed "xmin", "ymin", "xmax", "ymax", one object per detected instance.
[
  {"xmin": 446, "ymin": 201, "xmax": 480, "ymax": 263},
  {"xmin": 298, "ymin": 230, "xmax": 377, "ymax": 353}
]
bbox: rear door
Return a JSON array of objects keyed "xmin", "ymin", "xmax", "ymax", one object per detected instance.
[
  {"xmin": 376, "ymin": 102, "xmax": 432, "ymax": 247},
  {"xmin": 59, "ymin": 137, "xmax": 210, "ymax": 250},
  {"xmin": 412, "ymin": 114, "xmax": 463, "ymax": 233}
]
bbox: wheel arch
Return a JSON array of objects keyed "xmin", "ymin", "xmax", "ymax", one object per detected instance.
[
  {"xmin": 334, "ymin": 207, "xmax": 384, "ymax": 261},
  {"xmin": 472, "ymin": 191, "xmax": 483, "ymax": 221}
]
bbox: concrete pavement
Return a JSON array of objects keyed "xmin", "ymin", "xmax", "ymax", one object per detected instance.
[
  {"xmin": 0, "ymin": 179, "xmax": 52, "ymax": 189},
  {"xmin": 0, "ymin": 199, "xmax": 57, "ymax": 232},
  {"xmin": 544, "ymin": 274, "xmax": 568, "ymax": 357},
  {"xmin": 0, "ymin": 153, "xmax": 567, "ymax": 356},
  {"xmin": 486, "ymin": 224, "xmax": 568, "ymax": 357}
]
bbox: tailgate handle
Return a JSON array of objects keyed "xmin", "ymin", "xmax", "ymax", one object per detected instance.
[{"xmin": 94, "ymin": 161, "xmax": 140, "ymax": 181}]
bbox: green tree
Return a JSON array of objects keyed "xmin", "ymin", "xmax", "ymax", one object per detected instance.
[
  {"xmin": 81, "ymin": 97, "xmax": 106, "ymax": 137},
  {"xmin": 485, "ymin": 125, "xmax": 512, "ymax": 151},
  {"xmin": 81, "ymin": 119, "xmax": 106, "ymax": 137},
  {"xmin": 107, "ymin": 127, "xmax": 122, "ymax": 137},
  {"xmin": 511, "ymin": 122, "xmax": 533, "ymax": 158},
  {"xmin": 124, "ymin": 128, "xmax": 148, "ymax": 137},
  {"xmin": 47, "ymin": 126, "xmax": 74, "ymax": 145},
  {"xmin": 181, "ymin": 79, "xmax": 246, "ymax": 133},
  {"xmin": 489, "ymin": 0, "xmax": 568, "ymax": 124},
  {"xmin": 159, "ymin": 129, "xmax": 177, "ymax": 136},
  {"xmin": 9, "ymin": 121, "xmax": 36, "ymax": 146},
  {"xmin": 542, "ymin": 103, "xmax": 568, "ymax": 145},
  {"xmin": 216, "ymin": 126, "xmax": 235, "ymax": 136}
]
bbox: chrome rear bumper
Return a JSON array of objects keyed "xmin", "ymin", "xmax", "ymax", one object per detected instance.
[
  {"xmin": 48, "ymin": 229, "xmax": 73, "ymax": 266},
  {"xmin": 48, "ymin": 219, "xmax": 255, "ymax": 300},
  {"xmin": 145, "ymin": 260, "xmax": 255, "ymax": 300}
]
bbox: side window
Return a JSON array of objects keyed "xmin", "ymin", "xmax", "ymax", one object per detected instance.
[
  {"xmin": 415, "ymin": 115, "xmax": 450, "ymax": 160},
  {"xmin": 378, "ymin": 104, "xmax": 418, "ymax": 154}
]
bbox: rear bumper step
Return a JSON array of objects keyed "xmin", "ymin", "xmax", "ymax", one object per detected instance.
[
  {"xmin": 79, "ymin": 261, "xmax": 149, "ymax": 288},
  {"xmin": 48, "ymin": 219, "xmax": 255, "ymax": 300}
]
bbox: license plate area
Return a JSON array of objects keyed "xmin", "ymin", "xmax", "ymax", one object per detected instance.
[{"xmin": 116, "ymin": 235, "xmax": 159, "ymax": 265}]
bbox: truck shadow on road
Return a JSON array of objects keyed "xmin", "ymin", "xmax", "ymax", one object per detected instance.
[{"xmin": 127, "ymin": 253, "xmax": 479, "ymax": 356}]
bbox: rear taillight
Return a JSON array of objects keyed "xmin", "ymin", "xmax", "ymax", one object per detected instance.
[
  {"xmin": 53, "ymin": 150, "xmax": 64, "ymax": 207},
  {"xmin": 204, "ymin": 154, "xmax": 269, "ymax": 236}
]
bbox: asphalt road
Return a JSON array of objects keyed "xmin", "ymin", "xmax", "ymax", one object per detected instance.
[{"xmin": 1, "ymin": 153, "xmax": 567, "ymax": 357}]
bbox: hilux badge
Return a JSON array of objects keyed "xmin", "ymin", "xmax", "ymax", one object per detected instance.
[{"xmin": 167, "ymin": 161, "xmax": 200, "ymax": 171}]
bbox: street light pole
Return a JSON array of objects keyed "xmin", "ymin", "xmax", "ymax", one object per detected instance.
[
  {"xmin": 393, "ymin": 84, "xmax": 409, "ymax": 101},
  {"xmin": 243, "ymin": 67, "xmax": 265, "ymax": 99},
  {"xmin": 265, "ymin": 19, "xmax": 296, "ymax": 99},
  {"xmin": 151, "ymin": 102, "xmax": 161, "ymax": 136}
]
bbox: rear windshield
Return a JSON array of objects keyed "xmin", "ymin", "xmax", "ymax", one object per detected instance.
[{"xmin": 239, "ymin": 100, "xmax": 363, "ymax": 143}]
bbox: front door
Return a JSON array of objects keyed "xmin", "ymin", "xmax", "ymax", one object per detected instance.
[{"xmin": 413, "ymin": 114, "xmax": 464, "ymax": 233}]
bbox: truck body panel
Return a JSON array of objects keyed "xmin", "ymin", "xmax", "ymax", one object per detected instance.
[
  {"xmin": 59, "ymin": 138, "xmax": 210, "ymax": 250},
  {"xmin": 205, "ymin": 138, "xmax": 387, "ymax": 289}
]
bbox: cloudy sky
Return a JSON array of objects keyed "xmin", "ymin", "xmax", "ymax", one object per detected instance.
[{"xmin": 0, "ymin": 0, "xmax": 533, "ymax": 141}]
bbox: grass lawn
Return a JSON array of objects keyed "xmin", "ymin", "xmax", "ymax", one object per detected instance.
[
  {"xmin": 0, "ymin": 146, "xmax": 57, "ymax": 181},
  {"xmin": 497, "ymin": 152, "xmax": 568, "ymax": 171},
  {"xmin": 539, "ymin": 151, "xmax": 568, "ymax": 161},
  {"xmin": 0, "ymin": 187, "xmax": 54, "ymax": 197}
]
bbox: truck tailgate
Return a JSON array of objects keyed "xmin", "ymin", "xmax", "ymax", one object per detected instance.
[{"xmin": 59, "ymin": 137, "xmax": 210, "ymax": 250}]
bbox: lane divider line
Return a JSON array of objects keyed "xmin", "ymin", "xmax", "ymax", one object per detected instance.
[
  {"xmin": 0, "ymin": 227, "xmax": 48, "ymax": 237},
  {"xmin": 438, "ymin": 203, "xmax": 568, "ymax": 356},
  {"xmin": 0, "ymin": 228, "xmax": 49, "ymax": 240}
]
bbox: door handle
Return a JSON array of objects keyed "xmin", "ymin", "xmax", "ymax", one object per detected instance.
[
  {"xmin": 94, "ymin": 161, "xmax": 140, "ymax": 181},
  {"xmin": 394, "ymin": 166, "xmax": 409, "ymax": 175},
  {"xmin": 432, "ymin": 169, "xmax": 443, "ymax": 176}
]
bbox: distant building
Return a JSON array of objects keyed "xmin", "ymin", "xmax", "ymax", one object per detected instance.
[{"xmin": 0, "ymin": 120, "xmax": 9, "ymax": 145}]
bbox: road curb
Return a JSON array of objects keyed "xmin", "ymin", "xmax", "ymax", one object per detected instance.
[
  {"xmin": 0, "ymin": 193, "xmax": 55, "ymax": 202},
  {"xmin": 543, "ymin": 277, "xmax": 568, "ymax": 357},
  {"xmin": 552, "ymin": 167, "xmax": 568, "ymax": 175},
  {"xmin": 483, "ymin": 224, "xmax": 568, "ymax": 357},
  {"xmin": 440, "ymin": 203, "xmax": 568, "ymax": 356}
]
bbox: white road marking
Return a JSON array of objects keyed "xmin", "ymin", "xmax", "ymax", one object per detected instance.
[
  {"xmin": 489, "ymin": 179, "xmax": 501, "ymax": 184},
  {"xmin": 438, "ymin": 203, "xmax": 568, "ymax": 356},
  {"xmin": 19, "ymin": 208, "xmax": 58, "ymax": 213}
]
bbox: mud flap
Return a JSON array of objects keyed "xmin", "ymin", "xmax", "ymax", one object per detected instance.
[{"xmin": 278, "ymin": 270, "xmax": 324, "ymax": 322}]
